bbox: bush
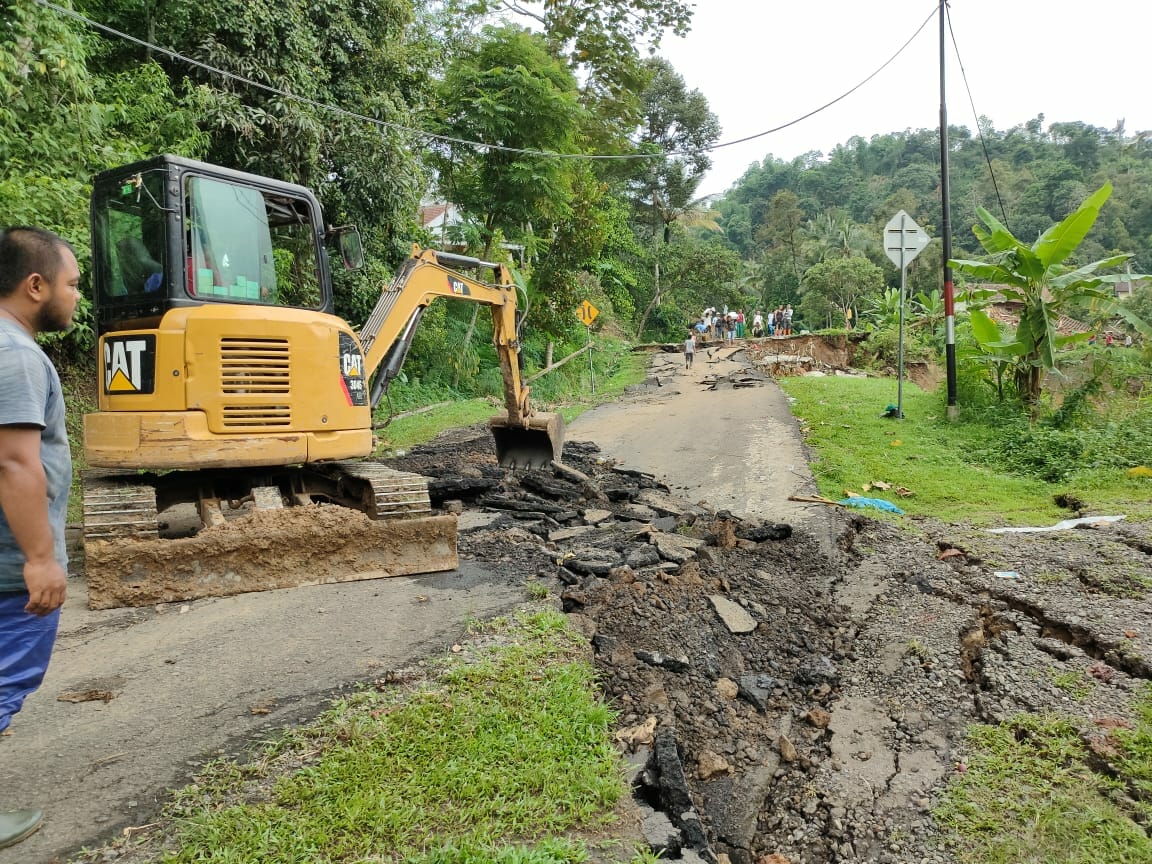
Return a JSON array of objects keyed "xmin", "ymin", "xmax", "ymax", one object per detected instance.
[
  {"xmin": 968, "ymin": 397, "xmax": 1152, "ymax": 482},
  {"xmin": 858, "ymin": 325, "xmax": 934, "ymax": 371}
]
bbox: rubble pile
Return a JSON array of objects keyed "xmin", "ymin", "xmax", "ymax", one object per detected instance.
[{"xmin": 387, "ymin": 429, "xmax": 1152, "ymax": 864}]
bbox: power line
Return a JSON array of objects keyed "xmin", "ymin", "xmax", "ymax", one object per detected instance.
[
  {"xmin": 35, "ymin": 0, "xmax": 938, "ymax": 166},
  {"xmin": 946, "ymin": 3, "xmax": 1010, "ymax": 229},
  {"xmin": 711, "ymin": 3, "xmax": 938, "ymax": 151}
]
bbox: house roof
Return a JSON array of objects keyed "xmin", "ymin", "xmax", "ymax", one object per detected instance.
[{"xmin": 983, "ymin": 303, "xmax": 1091, "ymax": 335}]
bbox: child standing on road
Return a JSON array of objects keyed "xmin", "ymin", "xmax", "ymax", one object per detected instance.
[{"xmin": 684, "ymin": 329, "xmax": 695, "ymax": 369}]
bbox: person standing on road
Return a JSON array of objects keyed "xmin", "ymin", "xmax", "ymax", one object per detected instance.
[
  {"xmin": 683, "ymin": 329, "xmax": 695, "ymax": 370},
  {"xmin": 784, "ymin": 304, "xmax": 794, "ymax": 336},
  {"xmin": 0, "ymin": 227, "xmax": 81, "ymax": 851}
]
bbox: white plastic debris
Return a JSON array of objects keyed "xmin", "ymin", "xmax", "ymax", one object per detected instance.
[{"xmin": 987, "ymin": 515, "xmax": 1126, "ymax": 534}]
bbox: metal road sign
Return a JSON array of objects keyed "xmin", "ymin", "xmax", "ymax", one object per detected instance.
[
  {"xmin": 884, "ymin": 211, "xmax": 930, "ymax": 268},
  {"xmin": 576, "ymin": 300, "xmax": 599, "ymax": 326}
]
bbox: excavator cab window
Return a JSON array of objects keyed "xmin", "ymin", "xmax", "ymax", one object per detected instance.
[
  {"xmin": 184, "ymin": 176, "xmax": 322, "ymax": 309},
  {"xmin": 94, "ymin": 169, "xmax": 169, "ymax": 301}
]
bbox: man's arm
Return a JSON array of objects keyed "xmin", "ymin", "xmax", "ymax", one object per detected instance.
[{"xmin": 0, "ymin": 424, "xmax": 66, "ymax": 615}]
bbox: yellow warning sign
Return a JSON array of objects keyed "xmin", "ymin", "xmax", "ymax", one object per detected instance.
[
  {"xmin": 107, "ymin": 369, "xmax": 137, "ymax": 392},
  {"xmin": 576, "ymin": 300, "xmax": 599, "ymax": 327}
]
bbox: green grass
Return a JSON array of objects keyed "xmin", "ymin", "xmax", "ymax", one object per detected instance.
[
  {"xmin": 1050, "ymin": 670, "xmax": 1092, "ymax": 701},
  {"xmin": 936, "ymin": 690, "xmax": 1152, "ymax": 863},
  {"xmin": 376, "ymin": 341, "xmax": 647, "ymax": 454},
  {"xmin": 152, "ymin": 609, "xmax": 626, "ymax": 863},
  {"xmin": 778, "ymin": 376, "xmax": 1152, "ymax": 526}
]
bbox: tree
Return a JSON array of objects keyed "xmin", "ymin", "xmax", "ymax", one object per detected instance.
[
  {"xmin": 756, "ymin": 190, "xmax": 805, "ymax": 281},
  {"xmin": 798, "ymin": 257, "xmax": 885, "ymax": 330},
  {"xmin": 1, "ymin": 0, "xmax": 204, "ymax": 356},
  {"xmin": 454, "ymin": 0, "xmax": 692, "ymax": 109},
  {"xmin": 627, "ymin": 57, "xmax": 720, "ymax": 338},
  {"xmin": 950, "ymin": 183, "xmax": 1143, "ymax": 406},
  {"xmin": 801, "ymin": 211, "xmax": 874, "ymax": 263},
  {"xmin": 433, "ymin": 24, "xmax": 585, "ymax": 259},
  {"xmin": 83, "ymin": 0, "xmax": 434, "ymax": 273}
]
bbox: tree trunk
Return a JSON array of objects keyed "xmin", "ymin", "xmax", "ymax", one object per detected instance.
[
  {"xmin": 635, "ymin": 256, "xmax": 661, "ymax": 339},
  {"xmin": 452, "ymin": 217, "xmax": 495, "ymax": 387}
]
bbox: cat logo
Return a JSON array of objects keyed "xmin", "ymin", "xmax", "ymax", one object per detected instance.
[
  {"xmin": 448, "ymin": 276, "xmax": 470, "ymax": 296},
  {"xmin": 342, "ymin": 351, "xmax": 363, "ymax": 378},
  {"xmin": 103, "ymin": 335, "xmax": 156, "ymax": 394},
  {"xmin": 338, "ymin": 332, "xmax": 368, "ymax": 407}
]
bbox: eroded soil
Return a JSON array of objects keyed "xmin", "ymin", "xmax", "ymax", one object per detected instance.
[{"xmin": 381, "ymin": 410, "xmax": 1152, "ymax": 864}]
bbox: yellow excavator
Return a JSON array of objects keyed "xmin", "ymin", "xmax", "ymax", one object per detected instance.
[{"xmin": 81, "ymin": 154, "xmax": 563, "ymax": 609}]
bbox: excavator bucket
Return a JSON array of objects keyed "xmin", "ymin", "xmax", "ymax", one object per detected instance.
[{"xmin": 489, "ymin": 411, "xmax": 565, "ymax": 470}]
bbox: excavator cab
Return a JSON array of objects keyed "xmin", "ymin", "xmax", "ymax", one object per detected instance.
[{"xmin": 90, "ymin": 155, "xmax": 335, "ymax": 335}]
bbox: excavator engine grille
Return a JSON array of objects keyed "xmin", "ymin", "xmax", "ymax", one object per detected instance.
[
  {"xmin": 221, "ymin": 404, "xmax": 291, "ymax": 427},
  {"xmin": 220, "ymin": 337, "xmax": 292, "ymax": 428}
]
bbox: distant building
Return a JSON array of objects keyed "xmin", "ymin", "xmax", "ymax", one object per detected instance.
[
  {"xmin": 418, "ymin": 202, "xmax": 465, "ymax": 250},
  {"xmin": 417, "ymin": 201, "xmax": 525, "ymax": 265},
  {"xmin": 1112, "ymin": 278, "xmax": 1151, "ymax": 300},
  {"xmin": 963, "ymin": 283, "xmax": 1090, "ymax": 336}
]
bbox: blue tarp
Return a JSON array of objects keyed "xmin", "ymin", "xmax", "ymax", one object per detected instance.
[{"xmin": 837, "ymin": 497, "xmax": 905, "ymax": 514}]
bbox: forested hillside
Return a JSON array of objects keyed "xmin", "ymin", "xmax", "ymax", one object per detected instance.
[
  {"xmin": 4, "ymin": 0, "xmax": 734, "ymax": 398},
  {"xmin": 718, "ymin": 119, "xmax": 1152, "ymax": 330},
  {"xmin": 5, "ymin": 0, "xmax": 1152, "ymax": 398}
]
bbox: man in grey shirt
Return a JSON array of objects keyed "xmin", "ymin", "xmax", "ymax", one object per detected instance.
[{"xmin": 0, "ymin": 227, "xmax": 81, "ymax": 849}]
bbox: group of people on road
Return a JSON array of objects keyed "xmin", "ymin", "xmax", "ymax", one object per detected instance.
[{"xmin": 685, "ymin": 303, "xmax": 796, "ymax": 368}]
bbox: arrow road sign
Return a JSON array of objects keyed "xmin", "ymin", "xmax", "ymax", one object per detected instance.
[{"xmin": 884, "ymin": 211, "xmax": 930, "ymax": 268}]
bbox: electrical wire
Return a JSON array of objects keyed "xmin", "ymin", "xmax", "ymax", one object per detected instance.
[
  {"xmin": 710, "ymin": 2, "xmax": 939, "ymax": 151},
  {"xmin": 35, "ymin": 0, "xmax": 940, "ymax": 165},
  {"xmin": 946, "ymin": 3, "xmax": 1010, "ymax": 229}
]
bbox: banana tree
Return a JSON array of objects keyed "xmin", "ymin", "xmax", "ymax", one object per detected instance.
[
  {"xmin": 962, "ymin": 307, "xmax": 1025, "ymax": 401},
  {"xmin": 950, "ymin": 183, "xmax": 1146, "ymax": 406}
]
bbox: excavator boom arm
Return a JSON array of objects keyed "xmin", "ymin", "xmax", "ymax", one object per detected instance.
[{"xmin": 360, "ymin": 247, "xmax": 530, "ymax": 425}]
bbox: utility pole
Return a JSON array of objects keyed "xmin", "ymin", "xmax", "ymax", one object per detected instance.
[{"xmin": 940, "ymin": 0, "xmax": 958, "ymax": 419}]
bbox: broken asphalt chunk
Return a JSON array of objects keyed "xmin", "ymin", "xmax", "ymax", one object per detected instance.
[
  {"xmin": 793, "ymin": 654, "xmax": 838, "ymax": 685},
  {"xmin": 654, "ymin": 727, "xmax": 695, "ymax": 815},
  {"xmin": 636, "ymin": 650, "xmax": 691, "ymax": 673},
  {"xmin": 626, "ymin": 545, "xmax": 662, "ymax": 569},
  {"xmin": 737, "ymin": 674, "xmax": 777, "ymax": 712},
  {"xmin": 709, "ymin": 595, "xmax": 758, "ymax": 634}
]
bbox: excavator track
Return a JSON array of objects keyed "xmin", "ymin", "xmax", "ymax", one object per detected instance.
[
  {"xmin": 312, "ymin": 461, "xmax": 433, "ymax": 519},
  {"xmin": 81, "ymin": 473, "xmax": 160, "ymax": 544}
]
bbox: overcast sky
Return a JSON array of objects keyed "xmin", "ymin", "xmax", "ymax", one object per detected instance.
[{"xmin": 655, "ymin": 0, "xmax": 1151, "ymax": 197}]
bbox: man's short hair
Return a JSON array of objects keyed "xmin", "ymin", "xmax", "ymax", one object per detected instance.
[{"xmin": 0, "ymin": 226, "xmax": 75, "ymax": 298}]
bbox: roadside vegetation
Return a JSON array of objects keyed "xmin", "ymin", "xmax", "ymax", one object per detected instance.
[
  {"xmin": 936, "ymin": 688, "xmax": 1152, "ymax": 864},
  {"xmin": 780, "ymin": 370, "xmax": 1152, "ymax": 527},
  {"xmin": 375, "ymin": 335, "xmax": 647, "ymax": 453},
  {"xmin": 88, "ymin": 608, "xmax": 634, "ymax": 864}
]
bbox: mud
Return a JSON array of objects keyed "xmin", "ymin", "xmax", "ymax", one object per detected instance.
[{"xmin": 743, "ymin": 335, "xmax": 865, "ymax": 377}]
